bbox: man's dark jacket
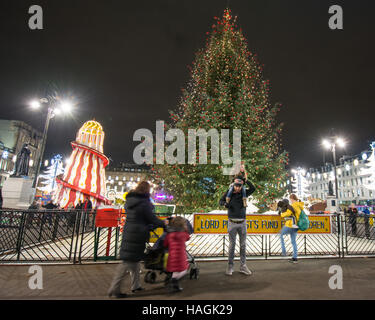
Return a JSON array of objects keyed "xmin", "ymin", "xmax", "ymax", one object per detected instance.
[
  {"xmin": 83, "ymin": 200, "xmax": 92, "ymax": 211},
  {"xmin": 43, "ymin": 202, "xmax": 57, "ymax": 210},
  {"xmin": 120, "ymin": 192, "xmax": 164, "ymax": 262},
  {"xmin": 220, "ymin": 180, "xmax": 256, "ymax": 219}
]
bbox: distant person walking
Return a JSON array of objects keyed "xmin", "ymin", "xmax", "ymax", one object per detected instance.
[
  {"xmin": 363, "ymin": 206, "xmax": 371, "ymax": 239},
  {"xmin": 220, "ymin": 177, "xmax": 256, "ymax": 276},
  {"xmin": 82, "ymin": 196, "xmax": 92, "ymax": 211},
  {"xmin": 26, "ymin": 200, "xmax": 39, "ymax": 227},
  {"xmin": 42, "ymin": 200, "xmax": 57, "ymax": 226},
  {"xmin": 75, "ymin": 200, "xmax": 83, "ymax": 210},
  {"xmin": 348, "ymin": 203, "xmax": 358, "ymax": 237},
  {"xmin": 82, "ymin": 196, "xmax": 93, "ymax": 229},
  {"xmin": 108, "ymin": 181, "xmax": 167, "ymax": 298}
]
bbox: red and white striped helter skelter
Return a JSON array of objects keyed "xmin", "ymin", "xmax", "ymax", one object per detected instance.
[{"xmin": 54, "ymin": 120, "xmax": 109, "ymax": 208}]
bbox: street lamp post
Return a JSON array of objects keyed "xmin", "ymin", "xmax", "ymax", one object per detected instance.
[
  {"xmin": 331, "ymin": 143, "xmax": 339, "ymax": 200},
  {"xmin": 29, "ymin": 97, "xmax": 73, "ymax": 191},
  {"xmin": 322, "ymin": 136, "xmax": 346, "ymax": 204},
  {"xmin": 32, "ymin": 105, "xmax": 53, "ymax": 189}
]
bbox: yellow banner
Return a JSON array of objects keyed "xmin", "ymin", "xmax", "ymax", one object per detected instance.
[
  {"xmin": 119, "ymin": 214, "xmax": 168, "ymax": 243},
  {"xmin": 194, "ymin": 213, "xmax": 331, "ymax": 234},
  {"xmin": 149, "ymin": 216, "xmax": 168, "ymax": 243}
]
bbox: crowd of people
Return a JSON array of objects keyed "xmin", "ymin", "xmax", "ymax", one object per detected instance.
[
  {"xmin": 2, "ymin": 161, "xmax": 373, "ymax": 298},
  {"xmin": 24, "ymin": 197, "xmax": 94, "ymax": 227},
  {"xmin": 27, "ymin": 196, "xmax": 93, "ymax": 211},
  {"xmin": 344, "ymin": 203, "xmax": 372, "ymax": 239}
]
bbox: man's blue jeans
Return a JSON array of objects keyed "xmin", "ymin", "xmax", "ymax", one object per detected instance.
[{"xmin": 280, "ymin": 226, "xmax": 298, "ymax": 259}]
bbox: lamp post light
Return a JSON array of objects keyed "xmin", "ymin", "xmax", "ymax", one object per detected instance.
[
  {"xmin": 322, "ymin": 136, "xmax": 346, "ymax": 203},
  {"xmin": 30, "ymin": 97, "xmax": 74, "ymax": 190}
]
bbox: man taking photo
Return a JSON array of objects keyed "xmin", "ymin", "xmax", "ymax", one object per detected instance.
[{"xmin": 220, "ymin": 177, "xmax": 256, "ymax": 276}]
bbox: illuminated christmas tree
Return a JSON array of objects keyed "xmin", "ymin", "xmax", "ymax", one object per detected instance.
[
  {"xmin": 152, "ymin": 9, "xmax": 288, "ymax": 213},
  {"xmin": 37, "ymin": 154, "xmax": 65, "ymax": 194}
]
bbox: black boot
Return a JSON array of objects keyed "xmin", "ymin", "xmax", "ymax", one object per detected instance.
[
  {"xmin": 108, "ymin": 291, "xmax": 128, "ymax": 298},
  {"xmin": 169, "ymin": 278, "xmax": 183, "ymax": 293}
]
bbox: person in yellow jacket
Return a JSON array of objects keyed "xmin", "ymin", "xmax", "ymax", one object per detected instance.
[{"xmin": 277, "ymin": 194, "xmax": 304, "ymax": 263}]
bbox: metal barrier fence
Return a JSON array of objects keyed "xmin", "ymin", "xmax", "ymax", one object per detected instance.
[
  {"xmin": 1, "ymin": 210, "xmax": 374, "ymax": 263},
  {"xmin": 342, "ymin": 213, "xmax": 375, "ymax": 255}
]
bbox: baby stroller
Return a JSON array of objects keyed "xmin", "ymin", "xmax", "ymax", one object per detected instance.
[{"xmin": 143, "ymin": 217, "xmax": 199, "ymax": 285}]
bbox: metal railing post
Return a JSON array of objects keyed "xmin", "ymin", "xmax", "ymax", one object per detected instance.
[
  {"xmin": 223, "ymin": 235, "xmax": 226, "ymax": 257},
  {"xmin": 264, "ymin": 235, "xmax": 267, "ymax": 260},
  {"xmin": 73, "ymin": 210, "xmax": 82, "ymax": 264},
  {"xmin": 52, "ymin": 213, "xmax": 60, "ymax": 241},
  {"xmin": 16, "ymin": 212, "xmax": 26, "ymax": 261},
  {"xmin": 38, "ymin": 214, "xmax": 45, "ymax": 242},
  {"xmin": 342, "ymin": 214, "xmax": 347, "ymax": 257},
  {"xmin": 336, "ymin": 214, "xmax": 341, "ymax": 258},
  {"xmin": 78, "ymin": 211, "xmax": 88, "ymax": 263},
  {"xmin": 68, "ymin": 211, "xmax": 78, "ymax": 262}
]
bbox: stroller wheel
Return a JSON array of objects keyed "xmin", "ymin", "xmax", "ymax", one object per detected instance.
[
  {"xmin": 150, "ymin": 272, "xmax": 157, "ymax": 283},
  {"xmin": 189, "ymin": 268, "xmax": 197, "ymax": 279},
  {"xmin": 194, "ymin": 268, "xmax": 200, "ymax": 279},
  {"xmin": 190, "ymin": 268, "xmax": 199, "ymax": 280},
  {"xmin": 144, "ymin": 271, "xmax": 151, "ymax": 283},
  {"xmin": 164, "ymin": 273, "xmax": 172, "ymax": 286},
  {"xmin": 145, "ymin": 271, "xmax": 156, "ymax": 283}
]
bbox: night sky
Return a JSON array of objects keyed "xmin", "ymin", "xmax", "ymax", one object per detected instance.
[{"xmin": 0, "ymin": 0, "xmax": 374, "ymax": 170}]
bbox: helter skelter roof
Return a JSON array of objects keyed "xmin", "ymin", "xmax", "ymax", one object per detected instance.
[{"xmin": 76, "ymin": 120, "xmax": 105, "ymax": 153}]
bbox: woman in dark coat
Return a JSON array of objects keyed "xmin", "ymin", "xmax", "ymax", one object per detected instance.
[{"xmin": 108, "ymin": 181, "xmax": 165, "ymax": 298}]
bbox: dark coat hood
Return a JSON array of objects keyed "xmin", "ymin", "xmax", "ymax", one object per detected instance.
[{"xmin": 125, "ymin": 192, "xmax": 150, "ymax": 209}]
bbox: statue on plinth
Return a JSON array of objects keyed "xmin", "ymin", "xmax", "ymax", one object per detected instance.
[
  {"xmin": 12, "ymin": 144, "xmax": 31, "ymax": 177},
  {"xmin": 328, "ymin": 180, "xmax": 334, "ymax": 196}
]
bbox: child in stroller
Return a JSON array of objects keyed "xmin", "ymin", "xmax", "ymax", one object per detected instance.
[{"xmin": 143, "ymin": 216, "xmax": 199, "ymax": 287}]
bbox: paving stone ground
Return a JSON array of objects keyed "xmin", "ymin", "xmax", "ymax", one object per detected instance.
[{"xmin": 1, "ymin": 257, "xmax": 374, "ymax": 300}]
